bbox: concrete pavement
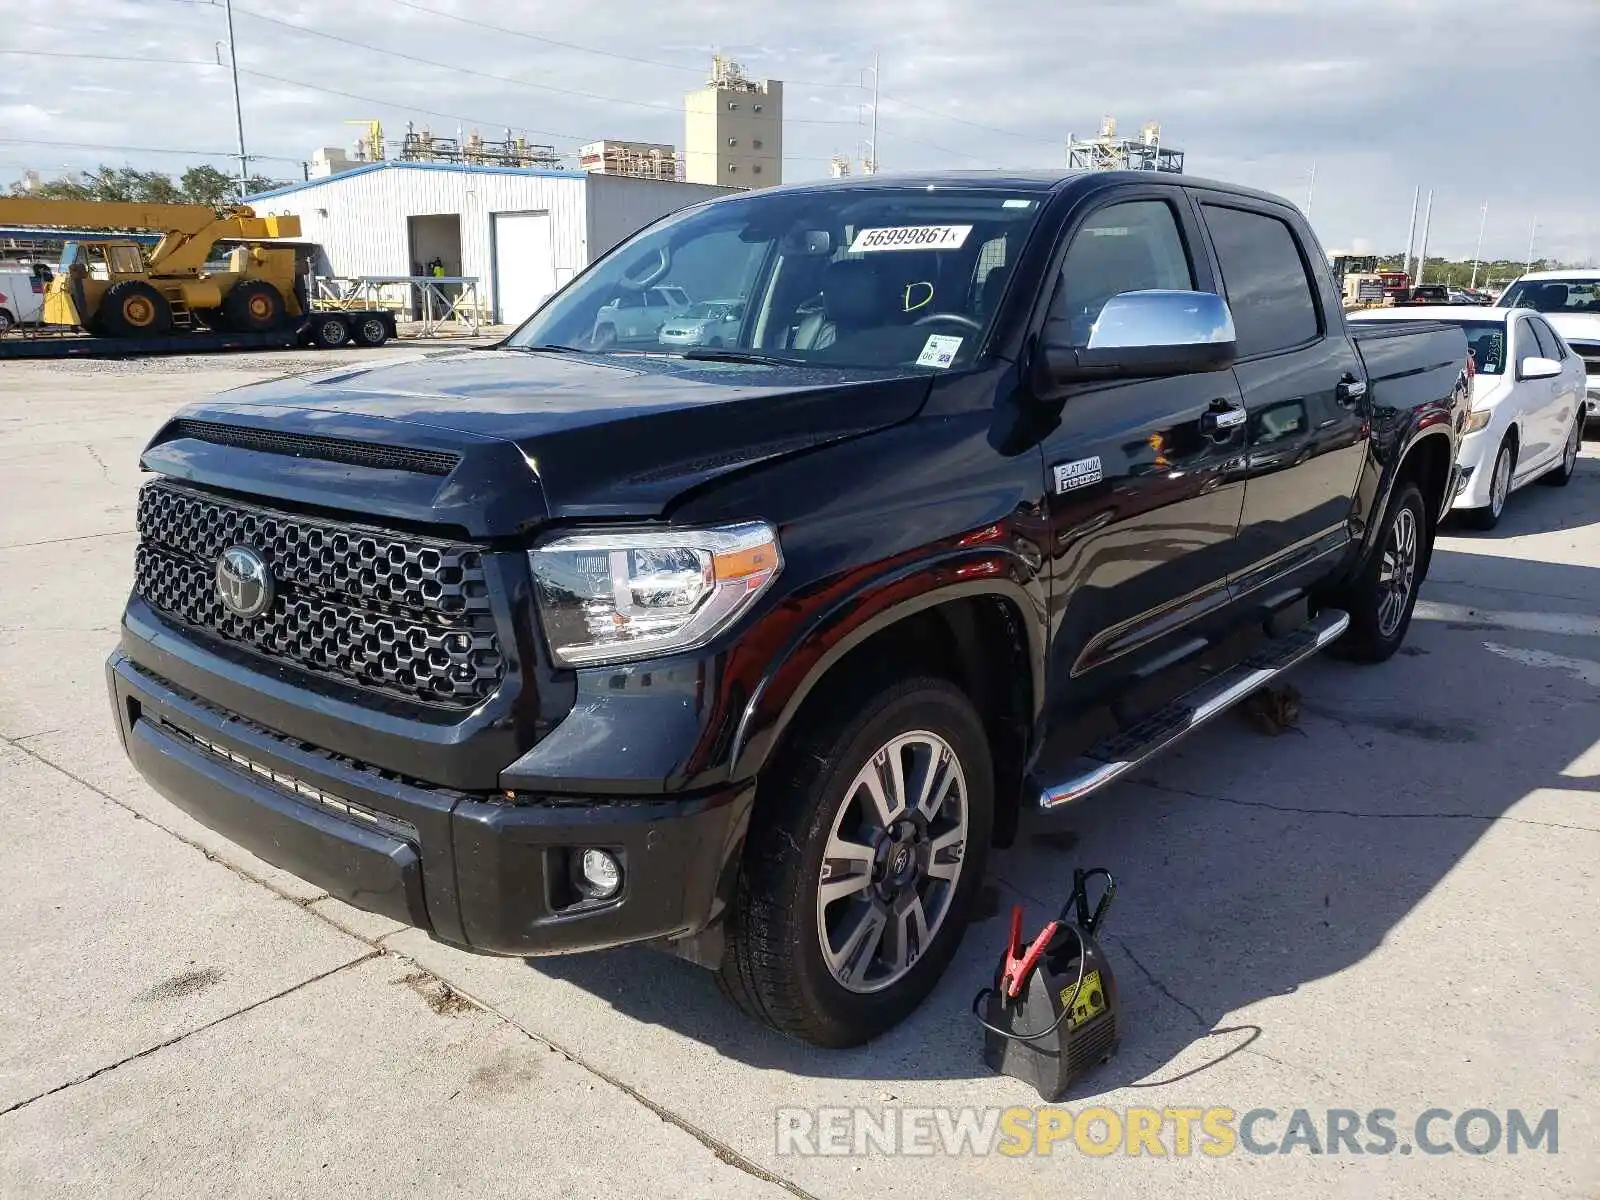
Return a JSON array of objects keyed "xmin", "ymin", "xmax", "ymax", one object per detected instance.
[{"xmin": 1, "ymin": 348, "xmax": 1595, "ymax": 1198}]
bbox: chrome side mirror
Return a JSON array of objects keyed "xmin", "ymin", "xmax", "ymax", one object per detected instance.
[{"xmin": 1039, "ymin": 289, "xmax": 1238, "ymax": 385}]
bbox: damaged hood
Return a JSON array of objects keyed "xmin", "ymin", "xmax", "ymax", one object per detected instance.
[{"xmin": 141, "ymin": 347, "xmax": 931, "ymax": 537}]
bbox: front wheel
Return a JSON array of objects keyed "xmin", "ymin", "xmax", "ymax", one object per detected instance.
[
  {"xmin": 718, "ymin": 675, "xmax": 993, "ymax": 1047},
  {"xmin": 1332, "ymin": 480, "xmax": 1428, "ymax": 663},
  {"xmin": 1463, "ymin": 436, "xmax": 1515, "ymax": 530},
  {"xmin": 1538, "ymin": 415, "xmax": 1580, "ymax": 487}
]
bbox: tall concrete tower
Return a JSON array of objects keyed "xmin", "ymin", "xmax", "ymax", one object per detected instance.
[{"xmin": 684, "ymin": 55, "xmax": 782, "ymax": 188}]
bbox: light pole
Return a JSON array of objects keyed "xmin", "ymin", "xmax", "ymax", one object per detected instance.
[
  {"xmin": 1402, "ymin": 185, "xmax": 1419, "ymax": 279},
  {"xmin": 1470, "ymin": 201, "xmax": 1488, "ymax": 289},
  {"xmin": 221, "ymin": 0, "xmax": 250, "ymax": 192},
  {"xmin": 1305, "ymin": 160, "xmax": 1316, "ymax": 221},
  {"xmin": 1414, "ymin": 189, "xmax": 1434, "ymax": 287},
  {"xmin": 1525, "ymin": 215, "xmax": 1539, "ymax": 274}
]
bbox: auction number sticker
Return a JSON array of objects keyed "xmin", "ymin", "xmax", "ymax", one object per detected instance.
[{"xmin": 849, "ymin": 224, "xmax": 972, "ymax": 253}]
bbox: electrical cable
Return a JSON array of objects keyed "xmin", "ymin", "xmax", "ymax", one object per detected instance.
[{"xmin": 232, "ymin": 7, "xmax": 857, "ymax": 126}]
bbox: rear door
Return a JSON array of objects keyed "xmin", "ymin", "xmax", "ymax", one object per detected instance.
[
  {"xmin": 1036, "ymin": 187, "xmax": 1251, "ymax": 713},
  {"xmin": 1191, "ymin": 194, "xmax": 1367, "ymax": 599}
]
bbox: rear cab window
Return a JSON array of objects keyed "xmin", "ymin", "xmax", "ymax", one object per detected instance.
[{"xmin": 1199, "ymin": 204, "xmax": 1321, "ymax": 357}]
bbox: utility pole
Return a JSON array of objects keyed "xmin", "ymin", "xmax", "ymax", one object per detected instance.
[
  {"xmin": 1526, "ymin": 214, "xmax": 1538, "ymax": 274},
  {"xmin": 221, "ymin": 0, "xmax": 250, "ymax": 192},
  {"xmin": 864, "ymin": 51, "xmax": 880, "ymax": 175},
  {"xmin": 1470, "ymin": 201, "xmax": 1488, "ymax": 289},
  {"xmin": 1414, "ymin": 189, "xmax": 1434, "ymax": 287},
  {"xmin": 1401, "ymin": 185, "xmax": 1419, "ymax": 279},
  {"xmin": 1305, "ymin": 160, "xmax": 1316, "ymax": 221}
]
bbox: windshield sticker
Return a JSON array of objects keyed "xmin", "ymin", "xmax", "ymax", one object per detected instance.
[
  {"xmin": 849, "ymin": 224, "xmax": 973, "ymax": 253},
  {"xmin": 916, "ymin": 334, "xmax": 963, "ymax": 369}
]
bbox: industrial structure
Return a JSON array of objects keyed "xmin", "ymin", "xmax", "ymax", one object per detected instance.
[
  {"xmin": 249, "ymin": 162, "xmax": 730, "ymax": 326},
  {"xmin": 1066, "ymin": 116, "xmax": 1184, "ymax": 174},
  {"xmin": 578, "ymin": 141, "xmax": 680, "ymax": 181},
  {"xmin": 309, "ymin": 121, "xmax": 561, "ymax": 179},
  {"xmin": 684, "ymin": 55, "xmax": 783, "ymax": 187}
]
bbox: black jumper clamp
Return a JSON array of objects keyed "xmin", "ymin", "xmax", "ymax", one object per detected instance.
[{"xmin": 975, "ymin": 867, "xmax": 1121, "ymax": 1101}]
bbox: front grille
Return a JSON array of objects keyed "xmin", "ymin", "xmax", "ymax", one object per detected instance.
[
  {"xmin": 1568, "ymin": 342, "xmax": 1600, "ymax": 372},
  {"xmin": 162, "ymin": 419, "xmax": 461, "ymax": 477},
  {"xmin": 134, "ymin": 481, "xmax": 504, "ymax": 708}
]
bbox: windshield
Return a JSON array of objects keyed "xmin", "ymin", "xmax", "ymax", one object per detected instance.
[
  {"xmin": 509, "ymin": 186, "xmax": 1046, "ymax": 371},
  {"xmin": 1499, "ymin": 277, "xmax": 1600, "ymax": 315}
]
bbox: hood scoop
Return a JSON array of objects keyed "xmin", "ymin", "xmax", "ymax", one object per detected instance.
[{"xmin": 159, "ymin": 418, "xmax": 462, "ymax": 477}]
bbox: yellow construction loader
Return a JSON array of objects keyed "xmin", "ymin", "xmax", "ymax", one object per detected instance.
[{"xmin": 0, "ymin": 199, "xmax": 305, "ymax": 337}]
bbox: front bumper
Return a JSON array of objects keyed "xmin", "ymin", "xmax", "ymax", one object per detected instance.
[
  {"xmin": 107, "ymin": 651, "xmax": 753, "ymax": 956},
  {"xmin": 1586, "ymin": 378, "xmax": 1598, "ymax": 420}
]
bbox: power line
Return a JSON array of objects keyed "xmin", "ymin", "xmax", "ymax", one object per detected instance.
[
  {"xmin": 233, "ymin": 7, "xmax": 857, "ymax": 125},
  {"xmin": 0, "ymin": 136, "xmax": 300, "ymax": 163},
  {"xmin": 878, "ymin": 93, "xmax": 1060, "ymax": 146}
]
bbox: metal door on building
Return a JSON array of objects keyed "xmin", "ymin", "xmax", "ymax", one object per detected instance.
[{"xmin": 492, "ymin": 211, "xmax": 557, "ymax": 326}]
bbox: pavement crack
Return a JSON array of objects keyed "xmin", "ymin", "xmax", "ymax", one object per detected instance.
[
  {"xmin": 84, "ymin": 443, "xmax": 115, "ymax": 486},
  {"xmin": 428, "ymin": 982, "xmax": 822, "ymax": 1200},
  {"xmin": 1112, "ymin": 934, "xmax": 1207, "ymax": 1029},
  {"xmin": 0, "ymin": 528, "xmax": 136, "ymax": 551},
  {"xmin": 1128, "ymin": 776, "xmax": 1600, "ymax": 834},
  {"xmin": 0, "ymin": 953, "xmax": 377, "ymax": 1118}
]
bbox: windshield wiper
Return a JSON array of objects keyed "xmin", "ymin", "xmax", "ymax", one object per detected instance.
[
  {"xmin": 508, "ymin": 343, "xmax": 588, "ymax": 354},
  {"xmin": 679, "ymin": 347, "xmax": 796, "ymax": 366}
]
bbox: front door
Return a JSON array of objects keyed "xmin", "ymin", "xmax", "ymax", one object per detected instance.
[
  {"xmin": 1038, "ymin": 192, "xmax": 1250, "ymax": 714},
  {"xmin": 1191, "ymin": 196, "xmax": 1367, "ymax": 597}
]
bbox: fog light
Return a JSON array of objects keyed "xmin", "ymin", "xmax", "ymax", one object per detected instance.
[{"xmin": 578, "ymin": 848, "xmax": 622, "ymax": 899}]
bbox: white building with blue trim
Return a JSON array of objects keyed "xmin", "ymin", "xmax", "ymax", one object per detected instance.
[{"xmin": 248, "ymin": 161, "xmax": 732, "ymax": 326}]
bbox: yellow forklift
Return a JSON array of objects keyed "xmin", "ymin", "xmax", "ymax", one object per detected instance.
[{"xmin": 0, "ymin": 199, "xmax": 304, "ymax": 336}]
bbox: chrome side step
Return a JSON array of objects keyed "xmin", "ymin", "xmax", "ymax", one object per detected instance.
[{"xmin": 1036, "ymin": 608, "xmax": 1350, "ymax": 810}]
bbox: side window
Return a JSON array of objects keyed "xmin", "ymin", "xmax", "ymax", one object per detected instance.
[
  {"xmin": 1201, "ymin": 204, "xmax": 1320, "ymax": 357},
  {"xmin": 1049, "ymin": 200, "xmax": 1194, "ymax": 346},
  {"xmin": 645, "ymin": 290, "xmax": 667, "ymax": 308},
  {"xmin": 1530, "ymin": 318, "xmax": 1565, "ymax": 360},
  {"xmin": 1523, "ymin": 317, "xmax": 1556, "ymax": 363}
]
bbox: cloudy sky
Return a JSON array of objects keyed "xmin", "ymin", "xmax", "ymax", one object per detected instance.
[{"xmin": 3, "ymin": 0, "xmax": 1596, "ymax": 262}]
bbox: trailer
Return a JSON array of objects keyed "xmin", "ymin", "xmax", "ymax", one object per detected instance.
[{"xmin": 0, "ymin": 308, "xmax": 396, "ymax": 359}]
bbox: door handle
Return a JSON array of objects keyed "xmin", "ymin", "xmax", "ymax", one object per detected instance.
[
  {"xmin": 1200, "ymin": 403, "xmax": 1247, "ymax": 435},
  {"xmin": 1336, "ymin": 374, "xmax": 1368, "ymax": 406}
]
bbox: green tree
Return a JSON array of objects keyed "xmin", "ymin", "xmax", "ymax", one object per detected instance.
[
  {"xmin": 9, "ymin": 165, "xmax": 296, "ymax": 206},
  {"xmin": 178, "ymin": 165, "xmax": 236, "ymax": 205}
]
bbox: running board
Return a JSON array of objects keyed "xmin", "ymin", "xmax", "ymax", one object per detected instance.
[{"xmin": 1036, "ymin": 608, "xmax": 1350, "ymax": 810}]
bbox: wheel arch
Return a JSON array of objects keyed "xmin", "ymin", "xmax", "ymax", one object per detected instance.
[{"xmin": 729, "ymin": 570, "xmax": 1045, "ymax": 847}]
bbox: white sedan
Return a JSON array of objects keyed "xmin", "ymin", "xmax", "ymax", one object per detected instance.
[
  {"xmin": 1496, "ymin": 270, "xmax": 1600, "ymax": 429},
  {"xmin": 1350, "ymin": 306, "xmax": 1585, "ymax": 528}
]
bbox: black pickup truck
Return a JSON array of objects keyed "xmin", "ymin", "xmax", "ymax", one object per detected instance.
[{"xmin": 108, "ymin": 170, "xmax": 1468, "ymax": 1047}]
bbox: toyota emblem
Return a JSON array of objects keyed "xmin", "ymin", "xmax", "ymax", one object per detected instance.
[{"xmin": 215, "ymin": 546, "xmax": 274, "ymax": 618}]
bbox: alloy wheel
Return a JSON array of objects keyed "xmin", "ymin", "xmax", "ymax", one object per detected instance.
[
  {"xmin": 1376, "ymin": 504, "xmax": 1418, "ymax": 639},
  {"xmin": 816, "ymin": 730, "xmax": 969, "ymax": 994},
  {"xmin": 1491, "ymin": 447, "xmax": 1511, "ymax": 517},
  {"xmin": 1564, "ymin": 420, "xmax": 1579, "ymax": 474}
]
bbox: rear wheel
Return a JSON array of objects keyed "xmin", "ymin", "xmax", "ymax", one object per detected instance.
[
  {"xmin": 0, "ymin": 308, "xmax": 14, "ymax": 333},
  {"xmin": 311, "ymin": 314, "xmax": 350, "ymax": 348},
  {"xmin": 1464, "ymin": 436, "xmax": 1515, "ymax": 529},
  {"xmin": 1538, "ymin": 414, "xmax": 1580, "ymax": 487},
  {"xmin": 98, "ymin": 281, "xmax": 173, "ymax": 338},
  {"xmin": 1331, "ymin": 480, "xmax": 1428, "ymax": 663},
  {"xmin": 717, "ymin": 675, "xmax": 992, "ymax": 1047},
  {"xmin": 223, "ymin": 280, "xmax": 285, "ymax": 332},
  {"xmin": 353, "ymin": 316, "xmax": 388, "ymax": 346}
]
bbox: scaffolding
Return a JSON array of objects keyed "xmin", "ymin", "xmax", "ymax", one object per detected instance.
[
  {"xmin": 1066, "ymin": 116, "xmax": 1184, "ymax": 174},
  {"xmin": 577, "ymin": 140, "xmax": 679, "ymax": 181},
  {"xmin": 398, "ymin": 123, "xmax": 561, "ymax": 169}
]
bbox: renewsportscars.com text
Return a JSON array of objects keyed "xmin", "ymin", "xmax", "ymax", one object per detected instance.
[{"xmin": 775, "ymin": 1106, "xmax": 1559, "ymax": 1158}]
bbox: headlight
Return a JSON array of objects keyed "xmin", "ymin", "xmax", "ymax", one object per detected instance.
[
  {"xmin": 1464, "ymin": 409, "xmax": 1493, "ymax": 433},
  {"xmin": 530, "ymin": 522, "xmax": 782, "ymax": 666}
]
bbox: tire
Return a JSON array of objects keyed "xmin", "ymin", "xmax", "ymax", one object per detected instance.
[
  {"xmin": 1463, "ymin": 435, "xmax": 1515, "ymax": 530},
  {"xmin": 311, "ymin": 314, "xmax": 350, "ymax": 348},
  {"xmin": 717, "ymin": 674, "xmax": 993, "ymax": 1048},
  {"xmin": 98, "ymin": 281, "xmax": 173, "ymax": 338},
  {"xmin": 592, "ymin": 325, "xmax": 617, "ymax": 351},
  {"xmin": 0, "ymin": 308, "xmax": 13, "ymax": 334},
  {"xmin": 707, "ymin": 336, "xmax": 724, "ymax": 348},
  {"xmin": 1332, "ymin": 480, "xmax": 1428, "ymax": 664},
  {"xmin": 1538, "ymin": 414, "xmax": 1580, "ymax": 487},
  {"xmin": 353, "ymin": 316, "xmax": 388, "ymax": 347},
  {"xmin": 223, "ymin": 280, "xmax": 285, "ymax": 332}
]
